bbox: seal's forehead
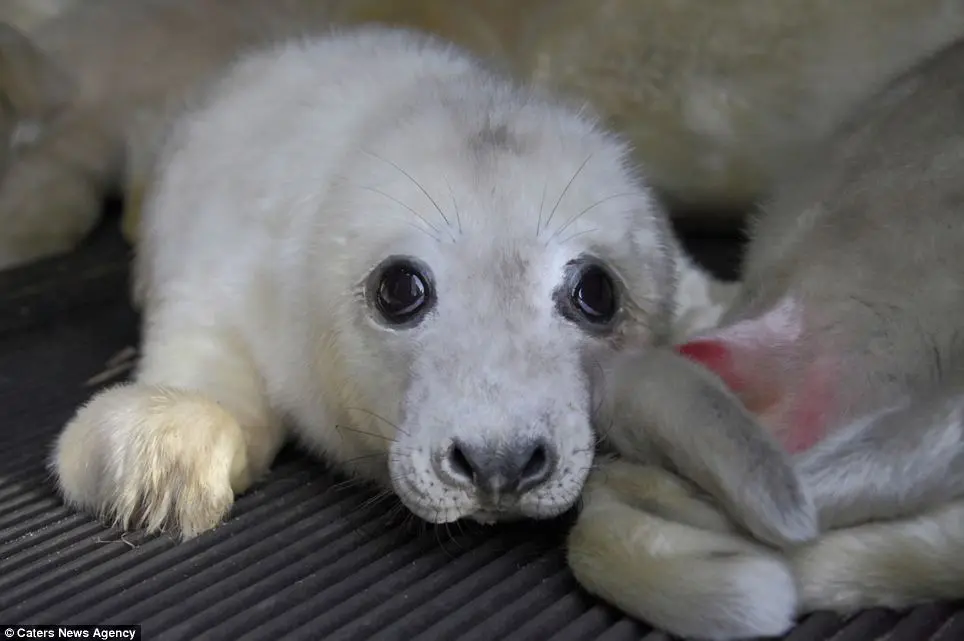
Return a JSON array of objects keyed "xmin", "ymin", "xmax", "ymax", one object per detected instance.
[
  {"xmin": 467, "ymin": 122, "xmax": 525, "ymax": 156},
  {"xmin": 462, "ymin": 139, "xmax": 652, "ymax": 238},
  {"xmin": 341, "ymin": 142, "xmax": 662, "ymax": 302},
  {"xmin": 440, "ymin": 239, "xmax": 555, "ymax": 289},
  {"xmin": 355, "ymin": 82, "xmax": 657, "ymax": 236},
  {"xmin": 426, "ymin": 242, "xmax": 568, "ymax": 338},
  {"xmin": 350, "ymin": 142, "xmax": 651, "ymax": 241},
  {"xmin": 342, "ymin": 90, "xmax": 665, "ymax": 282}
]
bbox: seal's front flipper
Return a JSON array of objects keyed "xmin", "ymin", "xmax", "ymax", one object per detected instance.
[{"xmin": 594, "ymin": 345, "xmax": 817, "ymax": 549}]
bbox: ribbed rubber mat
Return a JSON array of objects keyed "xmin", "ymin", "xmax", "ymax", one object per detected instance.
[{"xmin": 1, "ymin": 219, "xmax": 961, "ymax": 640}]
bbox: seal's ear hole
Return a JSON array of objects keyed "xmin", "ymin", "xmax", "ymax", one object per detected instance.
[{"xmin": 366, "ymin": 255, "xmax": 436, "ymax": 328}]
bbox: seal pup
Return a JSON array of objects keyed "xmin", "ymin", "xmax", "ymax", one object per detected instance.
[
  {"xmin": 50, "ymin": 28, "xmax": 810, "ymax": 547},
  {"xmin": 568, "ymin": 35, "xmax": 964, "ymax": 640},
  {"xmin": 1, "ymin": 0, "xmax": 963, "ymax": 269}
]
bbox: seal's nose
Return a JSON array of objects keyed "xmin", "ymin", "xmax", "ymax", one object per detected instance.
[{"xmin": 443, "ymin": 437, "xmax": 556, "ymax": 496}]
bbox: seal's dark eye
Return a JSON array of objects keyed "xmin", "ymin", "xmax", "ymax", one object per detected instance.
[
  {"xmin": 373, "ymin": 260, "xmax": 433, "ymax": 325},
  {"xmin": 571, "ymin": 264, "xmax": 617, "ymax": 323}
]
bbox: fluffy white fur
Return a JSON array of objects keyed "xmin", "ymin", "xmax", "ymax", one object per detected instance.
[
  {"xmin": 571, "ymin": 453, "xmax": 964, "ymax": 640},
  {"xmin": 568, "ymin": 459, "xmax": 799, "ymax": 640},
  {"xmin": 51, "ymin": 23, "xmax": 964, "ymax": 641},
  {"xmin": 53, "ymin": 28, "xmax": 721, "ymax": 538},
  {"xmin": 50, "ymin": 25, "xmax": 925, "ymax": 641}
]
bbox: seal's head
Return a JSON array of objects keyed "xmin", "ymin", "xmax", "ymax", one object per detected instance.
[{"xmin": 309, "ymin": 72, "xmax": 678, "ymax": 524}]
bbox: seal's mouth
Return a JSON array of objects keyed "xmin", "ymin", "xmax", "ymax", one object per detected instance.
[
  {"xmin": 391, "ymin": 483, "xmax": 524, "ymax": 525},
  {"xmin": 391, "ymin": 479, "xmax": 582, "ymax": 526}
]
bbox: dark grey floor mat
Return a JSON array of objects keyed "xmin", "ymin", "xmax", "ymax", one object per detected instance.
[{"xmin": 1, "ymin": 218, "xmax": 961, "ymax": 640}]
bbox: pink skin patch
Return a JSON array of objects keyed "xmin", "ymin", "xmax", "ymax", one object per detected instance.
[
  {"xmin": 780, "ymin": 357, "xmax": 836, "ymax": 453},
  {"xmin": 676, "ymin": 338, "xmax": 836, "ymax": 453},
  {"xmin": 676, "ymin": 340, "xmax": 743, "ymax": 391},
  {"xmin": 675, "ymin": 338, "xmax": 774, "ymax": 414}
]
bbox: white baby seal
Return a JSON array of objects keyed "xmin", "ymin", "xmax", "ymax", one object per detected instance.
[{"xmin": 50, "ymin": 27, "xmax": 708, "ymax": 539}]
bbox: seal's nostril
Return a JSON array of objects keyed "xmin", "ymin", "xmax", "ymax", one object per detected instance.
[
  {"xmin": 516, "ymin": 440, "xmax": 557, "ymax": 493},
  {"xmin": 521, "ymin": 444, "xmax": 550, "ymax": 484},
  {"xmin": 442, "ymin": 438, "xmax": 557, "ymax": 495},
  {"xmin": 447, "ymin": 442, "xmax": 476, "ymax": 482}
]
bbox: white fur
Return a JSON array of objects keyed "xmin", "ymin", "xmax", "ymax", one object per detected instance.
[
  {"xmin": 570, "ymin": 444, "xmax": 964, "ymax": 640},
  {"xmin": 670, "ymin": 252, "xmax": 740, "ymax": 342},
  {"xmin": 792, "ymin": 499, "xmax": 964, "ymax": 611},
  {"xmin": 568, "ymin": 460, "xmax": 799, "ymax": 640},
  {"xmin": 52, "ymin": 28, "xmax": 682, "ymax": 537}
]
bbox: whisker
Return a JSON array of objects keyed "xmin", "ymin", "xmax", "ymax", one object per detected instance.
[
  {"xmin": 363, "ymin": 150, "xmax": 456, "ymax": 239},
  {"xmin": 548, "ymin": 192, "xmax": 638, "ymax": 245},
  {"xmin": 384, "ymin": 503, "xmax": 409, "ymax": 528},
  {"xmin": 434, "ymin": 522, "xmax": 444, "ymax": 551},
  {"xmin": 335, "ymin": 423, "xmax": 397, "ymax": 443},
  {"xmin": 557, "ymin": 228, "xmax": 599, "ymax": 246},
  {"xmin": 444, "ymin": 522, "xmax": 466, "ymax": 552},
  {"xmin": 362, "ymin": 490, "xmax": 394, "ymax": 509},
  {"xmin": 338, "ymin": 451, "xmax": 394, "ymax": 467},
  {"xmin": 330, "ymin": 471, "xmax": 384, "ymax": 493},
  {"xmin": 402, "ymin": 221, "xmax": 444, "ymax": 243},
  {"xmin": 536, "ymin": 182, "xmax": 548, "ymax": 237},
  {"xmin": 346, "ymin": 491, "xmax": 400, "ymax": 540},
  {"xmin": 359, "ymin": 185, "xmax": 444, "ymax": 240},
  {"xmin": 542, "ymin": 153, "xmax": 594, "ymax": 234},
  {"xmin": 394, "ymin": 510, "xmax": 417, "ymax": 535},
  {"xmin": 432, "ymin": 521, "xmax": 458, "ymax": 559},
  {"xmin": 442, "ymin": 174, "xmax": 463, "ymax": 235},
  {"xmin": 587, "ymin": 353, "xmax": 608, "ymax": 419},
  {"xmin": 343, "ymin": 407, "xmax": 411, "ymax": 437},
  {"xmin": 350, "ymin": 489, "xmax": 397, "ymax": 519},
  {"xmin": 331, "ymin": 477, "xmax": 368, "ymax": 492}
]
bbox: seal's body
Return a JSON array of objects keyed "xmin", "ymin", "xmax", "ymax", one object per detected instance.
[
  {"xmin": 55, "ymin": 29, "xmax": 798, "ymax": 544},
  {"xmin": 569, "ymin": 36, "xmax": 964, "ymax": 640}
]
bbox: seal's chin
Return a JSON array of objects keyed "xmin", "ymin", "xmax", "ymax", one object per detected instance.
[
  {"xmin": 468, "ymin": 510, "xmax": 525, "ymax": 526},
  {"xmin": 394, "ymin": 489, "xmax": 578, "ymax": 526},
  {"xmin": 465, "ymin": 498, "xmax": 578, "ymax": 524},
  {"xmin": 392, "ymin": 491, "xmax": 509, "ymax": 525}
]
